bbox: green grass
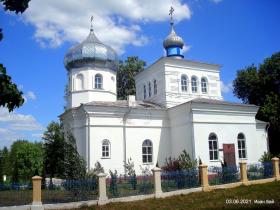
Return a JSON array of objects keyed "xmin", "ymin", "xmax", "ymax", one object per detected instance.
[{"xmin": 78, "ymin": 181, "xmax": 280, "ymax": 210}]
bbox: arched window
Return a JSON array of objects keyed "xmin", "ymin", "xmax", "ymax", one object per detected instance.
[
  {"xmin": 201, "ymin": 78, "xmax": 208, "ymax": 93},
  {"xmin": 148, "ymin": 82, "xmax": 152, "ymax": 97},
  {"xmin": 209, "ymin": 133, "xmax": 218, "ymax": 161},
  {"xmin": 153, "ymin": 80, "xmax": 157, "ymax": 95},
  {"xmin": 142, "ymin": 139, "xmax": 153, "ymax": 164},
  {"xmin": 76, "ymin": 74, "xmax": 84, "ymax": 90},
  {"xmin": 191, "ymin": 76, "xmax": 198, "ymax": 93},
  {"xmin": 237, "ymin": 133, "xmax": 247, "ymax": 159},
  {"xmin": 181, "ymin": 75, "xmax": 188, "ymax": 92},
  {"xmin": 102, "ymin": 139, "xmax": 110, "ymax": 158},
  {"xmin": 143, "ymin": 85, "xmax": 147, "ymax": 99},
  {"xmin": 95, "ymin": 74, "xmax": 103, "ymax": 89}
]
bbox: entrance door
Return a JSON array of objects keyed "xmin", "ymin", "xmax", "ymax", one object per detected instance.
[{"xmin": 223, "ymin": 144, "xmax": 236, "ymax": 167}]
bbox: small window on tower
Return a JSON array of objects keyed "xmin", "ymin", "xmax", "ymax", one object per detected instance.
[{"xmin": 95, "ymin": 74, "xmax": 103, "ymax": 89}]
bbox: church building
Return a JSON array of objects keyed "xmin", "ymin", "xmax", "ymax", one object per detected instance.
[{"xmin": 60, "ymin": 10, "xmax": 268, "ymax": 174}]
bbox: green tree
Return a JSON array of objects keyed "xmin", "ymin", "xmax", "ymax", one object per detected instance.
[
  {"xmin": 43, "ymin": 121, "xmax": 86, "ymax": 180},
  {"xmin": 0, "ymin": 147, "xmax": 10, "ymax": 181},
  {"xmin": 178, "ymin": 150, "xmax": 198, "ymax": 169},
  {"xmin": 0, "ymin": 64, "xmax": 24, "ymax": 112},
  {"xmin": 233, "ymin": 52, "xmax": 280, "ymax": 154},
  {"xmin": 0, "ymin": 0, "xmax": 30, "ymax": 112},
  {"xmin": 9, "ymin": 140, "xmax": 43, "ymax": 183},
  {"xmin": 43, "ymin": 121, "xmax": 65, "ymax": 181},
  {"xmin": 63, "ymin": 133, "xmax": 86, "ymax": 179},
  {"xmin": 117, "ymin": 56, "xmax": 146, "ymax": 99}
]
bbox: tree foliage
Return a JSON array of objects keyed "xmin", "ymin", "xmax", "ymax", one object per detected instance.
[
  {"xmin": 117, "ymin": 56, "xmax": 146, "ymax": 99},
  {"xmin": 233, "ymin": 52, "xmax": 280, "ymax": 154},
  {"xmin": 0, "ymin": 0, "xmax": 30, "ymax": 13},
  {"xmin": 0, "ymin": 0, "xmax": 30, "ymax": 112},
  {"xmin": 43, "ymin": 121, "xmax": 65, "ymax": 179},
  {"xmin": 9, "ymin": 140, "xmax": 44, "ymax": 183},
  {"xmin": 43, "ymin": 121, "xmax": 86, "ymax": 180},
  {"xmin": 0, "ymin": 64, "xmax": 24, "ymax": 112}
]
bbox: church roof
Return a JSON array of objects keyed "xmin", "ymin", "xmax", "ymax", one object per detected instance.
[
  {"xmin": 190, "ymin": 98, "xmax": 257, "ymax": 107},
  {"xmin": 64, "ymin": 25, "xmax": 118, "ymax": 71},
  {"xmin": 84, "ymin": 100, "xmax": 164, "ymax": 110}
]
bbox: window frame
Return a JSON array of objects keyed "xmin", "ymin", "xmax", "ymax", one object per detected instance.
[
  {"xmin": 209, "ymin": 133, "xmax": 219, "ymax": 161},
  {"xmin": 95, "ymin": 74, "xmax": 103, "ymax": 89},
  {"xmin": 201, "ymin": 77, "xmax": 208, "ymax": 94},
  {"xmin": 191, "ymin": 76, "xmax": 198, "ymax": 93},
  {"xmin": 181, "ymin": 74, "xmax": 188, "ymax": 92},
  {"xmin": 148, "ymin": 82, "xmax": 152, "ymax": 97},
  {"xmin": 143, "ymin": 84, "xmax": 147, "ymax": 99},
  {"xmin": 101, "ymin": 139, "xmax": 111, "ymax": 159},
  {"xmin": 142, "ymin": 139, "xmax": 153, "ymax": 164},
  {"xmin": 237, "ymin": 133, "xmax": 247, "ymax": 159},
  {"xmin": 153, "ymin": 79, "xmax": 157, "ymax": 95}
]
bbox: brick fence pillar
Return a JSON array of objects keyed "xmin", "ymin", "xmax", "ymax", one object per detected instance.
[
  {"xmin": 199, "ymin": 164, "xmax": 209, "ymax": 191},
  {"xmin": 272, "ymin": 157, "xmax": 280, "ymax": 180},
  {"xmin": 31, "ymin": 176, "xmax": 44, "ymax": 210},
  {"xmin": 152, "ymin": 167, "xmax": 162, "ymax": 198},
  {"xmin": 97, "ymin": 173, "xmax": 108, "ymax": 205},
  {"xmin": 239, "ymin": 161, "xmax": 248, "ymax": 185}
]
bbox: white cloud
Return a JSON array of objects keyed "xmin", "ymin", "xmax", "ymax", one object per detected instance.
[
  {"xmin": 210, "ymin": 0, "xmax": 223, "ymax": 3},
  {"xmin": 26, "ymin": 91, "xmax": 36, "ymax": 100},
  {"xmin": 0, "ymin": 108, "xmax": 44, "ymax": 148},
  {"xmin": 220, "ymin": 81, "xmax": 233, "ymax": 94},
  {"xmin": 182, "ymin": 45, "xmax": 191, "ymax": 54},
  {"xmin": 22, "ymin": 0, "xmax": 191, "ymax": 54}
]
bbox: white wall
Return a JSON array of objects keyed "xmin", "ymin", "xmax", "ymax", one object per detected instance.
[
  {"xmin": 135, "ymin": 57, "xmax": 223, "ymax": 108},
  {"xmin": 68, "ymin": 66, "xmax": 117, "ymax": 108}
]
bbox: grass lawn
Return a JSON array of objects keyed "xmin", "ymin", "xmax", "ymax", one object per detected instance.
[{"xmin": 79, "ymin": 181, "xmax": 280, "ymax": 210}]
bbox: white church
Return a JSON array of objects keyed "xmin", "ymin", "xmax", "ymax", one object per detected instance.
[{"xmin": 60, "ymin": 10, "xmax": 268, "ymax": 174}]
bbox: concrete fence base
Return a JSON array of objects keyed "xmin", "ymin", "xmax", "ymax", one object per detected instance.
[{"xmin": 1, "ymin": 158, "xmax": 279, "ymax": 210}]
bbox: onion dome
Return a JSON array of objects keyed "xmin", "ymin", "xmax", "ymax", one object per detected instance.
[
  {"xmin": 64, "ymin": 26, "xmax": 118, "ymax": 71},
  {"xmin": 163, "ymin": 7, "xmax": 184, "ymax": 58}
]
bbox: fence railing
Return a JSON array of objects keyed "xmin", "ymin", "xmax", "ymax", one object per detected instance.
[
  {"xmin": 106, "ymin": 175, "xmax": 153, "ymax": 198},
  {"xmin": 161, "ymin": 168, "xmax": 199, "ymax": 192},
  {"xmin": 42, "ymin": 178, "xmax": 98, "ymax": 204},
  {"xmin": 0, "ymin": 158, "xmax": 279, "ymax": 208},
  {"xmin": 208, "ymin": 165, "xmax": 240, "ymax": 185}
]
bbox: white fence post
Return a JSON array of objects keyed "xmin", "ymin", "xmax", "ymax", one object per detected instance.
[
  {"xmin": 152, "ymin": 167, "xmax": 162, "ymax": 198},
  {"xmin": 97, "ymin": 173, "xmax": 108, "ymax": 205},
  {"xmin": 272, "ymin": 157, "xmax": 280, "ymax": 180}
]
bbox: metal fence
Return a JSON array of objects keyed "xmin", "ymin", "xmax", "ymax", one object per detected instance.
[
  {"xmin": 208, "ymin": 165, "xmax": 240, "ymax": 186},
  {"xmin": 107, "ymin": 175, "xmax": 154, "ymax": 198},
  {"xmin": 161, "ymin": 168, "xmax": 200, "ymax": 192},
  {"xmin": 247, "ymin": 162, "xmax": 273, "ymax": 181},
  {"xmin": 42, "ymin": 178, "xmax": 98, "ymax": 204},
  {"xmin": 0, "ymin": 182, "xmax": 32, "ymax": 207}
]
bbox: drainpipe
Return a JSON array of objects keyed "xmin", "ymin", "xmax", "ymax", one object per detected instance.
[
  {"xmin": 123, "ymin": 107, "xmax": 131, "ymax": 174},
  {"xmin": 82, "ymin": 105, "xmax": 90, "ymax": 172}
]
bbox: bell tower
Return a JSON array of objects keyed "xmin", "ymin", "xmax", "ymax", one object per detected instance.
[{"xmin": 64, "ymin": 18, "xmax": 118, "ymax": 108}]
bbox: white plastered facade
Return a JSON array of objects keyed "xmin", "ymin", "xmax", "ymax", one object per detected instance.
[{"xmin": 61, "ymin": 56, "xmax": 268, "ymax": 174}]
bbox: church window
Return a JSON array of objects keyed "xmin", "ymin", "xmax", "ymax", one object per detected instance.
[
  {"xmin": 191, "ymin": 76, "xmax": 198, "ymax": 93},
  {"xmin": 209, "ymin": 133, "xmax": 218, "ymax": 161},
  {"xmin": 95, "ymin": 74, "xmax": 103, "ymax": 89},
  {"xmin": 148, "ymin": 82, "xmax": 152, "ymax": 97},
  {"xmin": 181, "ymin": 75, "xmax": 188, "ymax": 92},
  {"xmin": 144, "ymin": 85, "xmax": 147, "ymax": 99},
  {"xmin": 142, "ymin": 139, "xmax": 153, "ymax": 164},
  {"xmin": 154, "ymin": 80, "xmax": 157, "ymax": 95},
  {"xmin": 201, "ymin": 78, "xmax": 208, "ymax": 93},
  {"xmin": 76, "ymin": 74, "xmax": 84, "ymax": 90},
  {"xmin": 102, "ymin": 139, "xmax": 110, "ymax": 158},
  {"xmin": 238, "ymin": 133, "xmax": 247, "ymax": 159}
]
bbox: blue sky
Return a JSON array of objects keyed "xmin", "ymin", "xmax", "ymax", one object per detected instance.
[{"xmin": 0, "ymin": 0, "xmax": 280, "ymax": 148}]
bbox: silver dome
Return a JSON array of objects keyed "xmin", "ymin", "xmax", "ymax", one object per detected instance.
[
  {"xmin": 64, "ymin": 29, "xmax": 118, "ymax": 71},
  {"xmin": 163, "ymin": 26, "xmax": 184, "ymax": 49}
]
